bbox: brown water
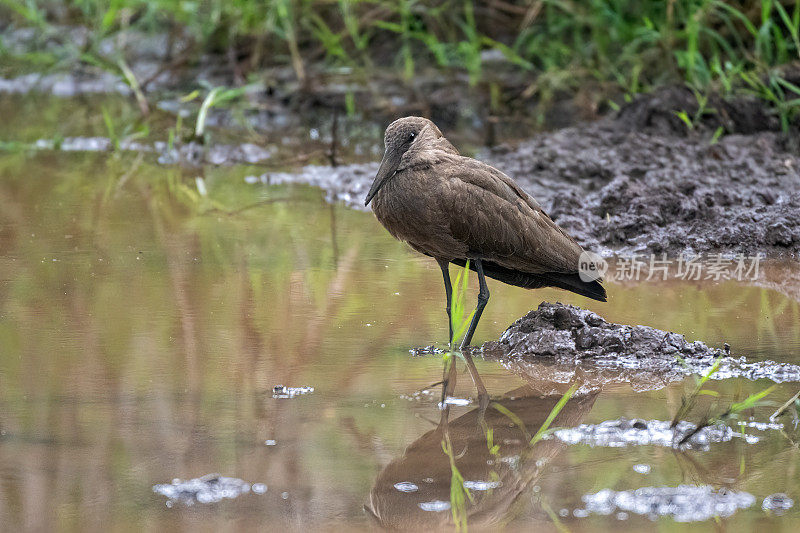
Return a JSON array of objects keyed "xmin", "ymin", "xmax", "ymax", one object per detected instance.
[{"xmin": 3, "ymin": 116, "xmax": 800, "ymax": 531}]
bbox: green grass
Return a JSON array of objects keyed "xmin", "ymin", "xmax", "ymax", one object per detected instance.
[
  {"xmin": 670, "ymin": 356, "xmax": 779, "ymax": 445},
  {"xmin": 2, "ymin": 1, "xmax": 799, "ymax": 127},
  {"xmin": 441, "ymin": 432, "xmax": 474, "ymax": 532},
  {"xmin": 449, "ymin": 260, "xmax": 475, "ymax": 346}
]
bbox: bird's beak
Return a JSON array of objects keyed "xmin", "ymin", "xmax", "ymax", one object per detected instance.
[{"xmin": 365, "ymin": 150, "xmax": 400, "ymax": 206}]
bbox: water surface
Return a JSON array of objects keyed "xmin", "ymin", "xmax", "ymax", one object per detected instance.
[{"xmin": 2, "ymin": 121, "xmax": 800, "ymax": 531}]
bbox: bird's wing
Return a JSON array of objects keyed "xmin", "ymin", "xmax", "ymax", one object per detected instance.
[{"xmin": 437, "ymin": 157, "xmax": 583, "ymax": 274}]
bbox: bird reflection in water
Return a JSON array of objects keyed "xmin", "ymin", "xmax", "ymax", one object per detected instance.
[{"xmin": 365, "ymin": 375, "xmax": 598, "ymax": 530}]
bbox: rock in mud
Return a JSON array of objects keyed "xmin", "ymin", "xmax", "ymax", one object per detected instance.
[{"xmin": 483, "ymin": 302, "xmax": 800, "ymax": 385}]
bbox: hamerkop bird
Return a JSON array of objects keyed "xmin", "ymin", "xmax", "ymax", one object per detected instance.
[{"xmin": 365, "ymin": 116, "xmax": 606, "ymax": 350}]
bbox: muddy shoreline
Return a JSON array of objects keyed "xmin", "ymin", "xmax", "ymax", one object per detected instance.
[
  {"xmin": 482, "ymin": 302, "xmax": 800, "ymax": 387},
  {"xmin": 17, "ymin": 89, "xmax": 800, "ymax": 258},
  {"xmin": 4, "ymin": 22, "xmax": 799, "ymax": 257},
  {"xmin": 482, "ymin": 97, "xmax": 800, "ymax": 257},
  {"xmin": 243, "ymin": 98, "xmax": 800, "ymax": 258}
]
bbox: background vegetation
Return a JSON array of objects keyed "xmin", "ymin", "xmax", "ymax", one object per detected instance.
[{"xmin": 2, "ymin": 0, "xmax": 800, "ymax": 126}]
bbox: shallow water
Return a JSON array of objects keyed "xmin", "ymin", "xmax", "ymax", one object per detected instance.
[{"xmin": 2, "ymin": 108, "xmax": 800, "ymax": 531}]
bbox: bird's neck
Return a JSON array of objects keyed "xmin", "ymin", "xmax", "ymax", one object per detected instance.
[{"xmin": 399, "ymin": 140, "xmax": 459, "ymax": 172}]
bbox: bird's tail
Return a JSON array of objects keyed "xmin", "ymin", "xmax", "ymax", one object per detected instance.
[{"xmin": 451, "ymin": 258, "xmax": 607, "ymax": 302}]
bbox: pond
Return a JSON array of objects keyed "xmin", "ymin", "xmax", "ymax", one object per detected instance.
[{"xmin": 2, "ymin": 96, "xmax": 800, "ymax": 531}]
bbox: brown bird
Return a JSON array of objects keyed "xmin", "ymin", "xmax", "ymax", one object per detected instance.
[{"xmin": 365, "ymin": 116, "xmax": 606, "ymax": 351}]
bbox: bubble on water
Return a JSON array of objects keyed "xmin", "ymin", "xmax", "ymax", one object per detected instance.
[
  {"xmin": 581, "ymin": 485, "xmax": 755, "ymax": 522},
  {"xmin": 437, "ymin": 397, "xmax": 472, "ymax": 409},
  {"xmin": 264, "ymin": 439, "xmax": 277, "ymax": 446},
  {"xmin": 418, "ymin": 500, "xmax": 451, "ymax": 512},
  {"xmin": 762, "ymin": 493, "xmax": 793, "ymax": 515},
  {"xmin": 741, "ymin": 420, "xmax": 784, "ymax": 431},
  {"xmin": 393, "ymin": 482, "xmax": 419, "ymax": 493},
  {"xmin": 153, "ymin": 474, "xmax": 267, "ymax": 506},
  {"xmin": 554, "ymin": 418, "xmax": 764, "ymax": 450},
  {"xmin": 632, "ymin": 464, "xmax": 651, "ymax": 474},
  {"xmin": 463, "ymin": 480, "xmax": 502, "ymax": 491},
  {"xmin": 252, "ymin": 483, "xmax": 268, "ymax": 494},
  {"xmin": 272, "ymin": 385, "xmax": 314, "ymax": 399}
]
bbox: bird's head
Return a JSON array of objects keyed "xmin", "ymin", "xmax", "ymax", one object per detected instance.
[{"xmin": 365, "ymin": 116, "xmax": 442, "ymax": 206}]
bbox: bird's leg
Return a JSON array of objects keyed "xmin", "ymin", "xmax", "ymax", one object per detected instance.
[
  {"xmin": 437, "ymin": 259, "xmax": 453, "ymax": 345},
  {"xmin": 459, "ymin": 259, "xmax": 490, "ymax": 411},
  {"xmin": 460, "ymin": 258, "xmax": 490, "ymax": 349},
  {"xmin": 463, "ymin": 351, "xmax": 490, "ymax": 415},
  {"xmin": 439, "ymin": 352, "xmax": 458, "ymax": 424}
]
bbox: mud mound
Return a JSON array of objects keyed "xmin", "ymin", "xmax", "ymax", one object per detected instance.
[
  {"xmin": 490, "ymin": 302, "xmax": 718, "ymax": 361},
  {"xmin": 483, "ymin": 302, "xmax": 800, "ymax": 385},
  {"xmin": 483, "ymin": 119, "xmax": 800, "ymax": 256}
]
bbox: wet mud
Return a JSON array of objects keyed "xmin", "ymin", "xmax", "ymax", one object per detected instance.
[
  {"xmin": 482, "ymin": 96, "xmax": 800, "ymax": 257},
  {"xmin": 246, "ymin": 162, "xmax": 378, "ymax": 206},
  {"xmin": 0, "ymin": 24, "xmax": 585, "ymax": 135},
  {"xmin": 482, "ymin": 302, "xmax": 800, "ymax": 386},
  {"xmin": 247, "ymin": 88, "xmax": 800, "ymax": 258}
]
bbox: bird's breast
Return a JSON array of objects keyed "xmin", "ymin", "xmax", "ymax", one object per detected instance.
[
  {"xmin": 370, "ymin": 169, "xmax": 462, "ymax": 259},
  {"xmin": 372, "ymin": 173, "xmax": 432, "ymax": 229}
]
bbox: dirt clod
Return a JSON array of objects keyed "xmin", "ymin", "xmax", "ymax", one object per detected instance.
[{"xmin": 483, "ymin": 302, "xmax": 800, "ymax": 385}]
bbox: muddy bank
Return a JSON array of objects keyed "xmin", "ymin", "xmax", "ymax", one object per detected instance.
[
  {"xmin": 6, "ymin": 20, "xmax": 800, "ymax": 258},
  {"xmin": 481, "ymin": 302, "xmax": 800, "ymax": 386},
  {"xmin": 30, "ymin": 136, "xmax": 275, "ymax": 166},
  {"xmin": 482, "ymin": 104, "xmax": 800, "ymax": 257},
  {"xmin": 245, "ymin": 88, "xmax": 800, "ymax": 257},
  {"xmin": 246, "ymin": 163, "xmax": 378, "ymax": 206}
]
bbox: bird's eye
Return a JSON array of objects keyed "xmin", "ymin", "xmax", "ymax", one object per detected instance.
[{"xmin": 408, "ymin": 132, "xmax": 416, "ymax": 141}]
